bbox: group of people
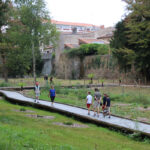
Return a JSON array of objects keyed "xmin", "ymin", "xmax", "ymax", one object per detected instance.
[
  {"xmin": 34, "ymin": 81, "xmax": 56, "ymax": 106},
  {"xmin": 86, "ymin": 88, "xmax": 111, "ymax": 118},
  {"xmin": 34, "ymin": 81, "xmax": 111, "ymax": 118}
]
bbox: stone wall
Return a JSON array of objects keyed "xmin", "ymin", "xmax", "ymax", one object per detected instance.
[
  {"xmin": 55, "ymin": 28, "xmax": 115, "ymax": 76},
  {"xmin": 56, "ymin": 54, "xmax": 121, "ymax": 79},
  {"xmin": 56, "ymin": 54, "xmax": 80, "ymax": 79},
  {"xmin": 41, "ymin": 53, "xmax": 52, "ymax": 75}
]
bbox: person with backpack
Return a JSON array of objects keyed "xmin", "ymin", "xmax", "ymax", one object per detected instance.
[
  {"xmin": 34, "ymin": 81, "xmax": 40, "ymax": 103},
  {"xmin": 49, "ymin": 85, "xmax": 56, "ymax": 106}
]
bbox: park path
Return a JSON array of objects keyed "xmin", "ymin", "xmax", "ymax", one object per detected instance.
[{"xmin": 0, "ymin": 90, "xmax": 150, "ymax": 136}]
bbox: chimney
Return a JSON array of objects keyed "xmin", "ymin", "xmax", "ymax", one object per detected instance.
[{"xmin": 72, "ymin": 27, "xmax": 77, "ymax": 34}]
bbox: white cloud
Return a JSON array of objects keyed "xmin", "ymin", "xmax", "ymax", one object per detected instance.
[{"xmin": 45, "ymin": 0, "xmax": 127, "ymax": 27}]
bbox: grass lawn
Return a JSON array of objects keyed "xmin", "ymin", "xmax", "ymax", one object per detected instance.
[
  {"xmin": 0, "ymin": 77, "xmax": 120, "ymax": 87},
  {"xmin": 24, "ymin": 86, "xmax": 150, "ymax": 123},
  {"xmin": 0, "ymin": 99, "xmax": 150, "ymax": 150}
]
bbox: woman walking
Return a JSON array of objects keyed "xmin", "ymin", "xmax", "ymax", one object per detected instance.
[{"xmin": 49, "ymin": 86, "xmax": 56, "ymax": 106}]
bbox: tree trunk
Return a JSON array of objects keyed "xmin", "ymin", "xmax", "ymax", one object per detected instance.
[
  {"xmin": 1, "ymin": 54, "xmax": 8, "ymax": 82},
  {"xmin": 79, "ymin": 58, "xmax": 84, "ymax": 79},
  {"xmin": 32, "ymin": 40, "xmax": 36, "ymax": 84}
]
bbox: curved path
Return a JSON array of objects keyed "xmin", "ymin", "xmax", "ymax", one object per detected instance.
[{"xmin": 0, "ymin": 90, "xmax": 150, "ymax": 137}]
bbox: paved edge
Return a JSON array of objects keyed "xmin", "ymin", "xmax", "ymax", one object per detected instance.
[{"xmin": 0, "ymin": 90, "xmax": 150, "ymax": 138}]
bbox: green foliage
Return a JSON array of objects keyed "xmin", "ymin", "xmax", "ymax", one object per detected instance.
[
  {"xmin": 63, "ymin": 121, "xmax": 73, "ymax": 125},
  {"xmin": 64, "ymin": 44, "xmax": 109, "ymax": 78},
  {"xmin": 129, "ymin": 132, "xmax": 143, "ymax": 141},
  {"xmin": 110, "ymin": 20, "xmax": 128, "ymax": 49},
  {"xmin": 112, "ymin": 48, "xmax": 136, "ymax": 72},
  {"xmin": 20, "ymin": 108, "xmax": 26, "ymax": 111},
  {"xmin": 0, "ymin": 0, "xmax": 58, "ymax": 78},
  {"xmin": 0, "ymin": 0, "xmax": 10, "ymax": 28},
  {"xmin": 52, "ymin": 52, "xmax": 55, "ymax": 59},
  {"xmin": 65, "ymin": 43, "xmax": 109, "ymax": 59},
  {"xmin": 112, "ymin": 0, "xmax": 150, "ymax": 81},
  {"xmin": 0, "ymin": 0, "xmax": 12, "ymax": 82},
  {"xmin": 87, "ymin": 73, "xmax": 95, "ymax": 79},
  {"xmin": 0, "ymin": 82, "xmax": 11, "ymax": 87}
]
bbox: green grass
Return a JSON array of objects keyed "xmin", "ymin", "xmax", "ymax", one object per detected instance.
[
  {"xmin": 0, "ymin": 77, "xmax": 120, "ymax": 87},
  {"xmin": 0, "ymin": 99, "xmax": 150, "ymax": 150}
]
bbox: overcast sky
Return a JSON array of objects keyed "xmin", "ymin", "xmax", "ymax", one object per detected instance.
[{"xmin": 45, "ymin": 0, "xmax": 127, "ymax": 27}]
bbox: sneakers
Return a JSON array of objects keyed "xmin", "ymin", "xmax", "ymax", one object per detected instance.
[
  {"xmin": 88, "ymin": 112, "xmax": 90, "ymax": 115},
  {"xmin": 34, "ymin": 99, "xmax": 40, "ymax": 103},
  {"xmin": 93, "ymin": 114, "xmax": 96, "ymax": 117}
]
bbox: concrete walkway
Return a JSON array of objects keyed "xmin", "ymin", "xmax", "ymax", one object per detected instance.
[{"xmin": 0, "ymin": 90, "xmax": 150, "ymax": 136}]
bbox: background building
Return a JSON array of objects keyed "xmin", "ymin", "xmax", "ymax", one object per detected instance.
[{"xmin": 51, "ymin": 20, "xmax": 104, "ymax": 33}]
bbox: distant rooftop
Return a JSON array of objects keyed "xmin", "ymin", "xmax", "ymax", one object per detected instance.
[
  {"xmin": 51, "ymin": 19, "xmax": 104, "ymax": 28},
  {"xmin": 79, "ymin": 38, "xmax": 109, "ymax": 45}
]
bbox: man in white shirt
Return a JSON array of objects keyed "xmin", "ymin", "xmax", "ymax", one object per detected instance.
[{"xmin": 86, "ymin": 91, "xmax": 93, "ymax": 115}]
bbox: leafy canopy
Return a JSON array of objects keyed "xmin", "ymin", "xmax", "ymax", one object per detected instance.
[{"xmin": 65, "ymin": 43, "xmax": 109, "ymax": 59}]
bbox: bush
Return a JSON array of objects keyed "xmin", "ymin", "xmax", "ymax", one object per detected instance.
[
  {"xmin": 0, "ymin": 82, "xmax": 11, "ymax": 87},
  {"xmin": 20, "ymin": 108, "xmax": 26, "ymax": 111},
  {"xmin": 63, "ymin": 121, "xmax": 73, "ymax": 125},
  {"xmin": 133, "ymin": 95, "xmax": 150, "ymax": 105},
  {"xmin": 129, "ymin": 132, "xmax": 143, "ymax": 141}
]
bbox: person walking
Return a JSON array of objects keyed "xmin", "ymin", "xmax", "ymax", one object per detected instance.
[
  {"xmin": 49, "ymin": 86, "xmax": 56, "ymax": 106},
  {"xmin": 34, "ymin": 81, "xmax": 40, "ymax": 103},
  {"xmin": 102, "ymin": 94, "xmax": 107, "ymax": 112},
  {"xmin": 93, "ymin": 88, "xmax": 101, "ymax": 117},
  {"xmin": 106, "ymin": 95, "xmax": 111, "ymax": 118},
  {"xmin": 86, "ymin": 91, "xmax": 93, "ymax": 115},
  {"xmin": 50, "ymin": 77, "xmax": 54, "ymax": 85}
]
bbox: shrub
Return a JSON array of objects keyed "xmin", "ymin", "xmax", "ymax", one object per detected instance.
[
  {"xmin": 0, "ymin": 82, "xmax": 11, "ymax": 87},
  {"xmin": 132, "ymin": 95, "xmax": 150, "ymax": 105},
  {"xmin": 20, "ymin": 108, "xmax": 26, "ymax": 112},
  {"xmin": 63, "ymin": 121, "xmax": 73, "ymax": 125},
  {"xmin": 129, "ymin": 132, "xmax": 143, "ymax": 141}
]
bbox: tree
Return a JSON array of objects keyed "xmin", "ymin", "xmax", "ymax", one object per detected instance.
[
  {"xmin": 14, "ymin": 0, "xmax": 58, "ymax": 82},
  {"xmin": 123, "ymin": 0, "xmax": 150, "ymax": 81},
  {"xmin": 0, "ymin": 0, "xmax": 11, "ymax": 82},
  {"xmin": 112, "ymin": 48, "xmax": 136, "ymax": 73},
  {"xmin": 88, "ymin": 73, "xmax": 95, "ymax": 84},
  {"xmin": 111, "ymin": 0, "xmax": 150, "ymax": 81},
  {"xmin": 110, "ymin": 20, "xmax": 129, "ymax": 49}
]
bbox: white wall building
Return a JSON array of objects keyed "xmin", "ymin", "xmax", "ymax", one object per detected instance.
[{"xmin": 51, "ymin": 20, "xmax": 104, "ymax": 33}]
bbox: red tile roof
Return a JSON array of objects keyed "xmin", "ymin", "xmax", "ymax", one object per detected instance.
[
  {"xmin": 64, "ymin": 44, "xmax": 79, "ymax": 49},
  {"xmin": 51, "ymin": 20, "xmax": 102, "ymax": 28},
  {"xmin": 79, "ymin": 39, "xmax": 109, "ymax": 44},
  {"xmin": 97, "ymin": 33, "xmax": 113, "ymax": 39},
  {"xmin": 64, "ymin": 44, "xmax": 74, "ymax": 49}
]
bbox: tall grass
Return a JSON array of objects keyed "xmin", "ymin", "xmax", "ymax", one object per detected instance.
[{"xmin": 0, "ymin": 82, "xmax": 12, "ymax": 87}]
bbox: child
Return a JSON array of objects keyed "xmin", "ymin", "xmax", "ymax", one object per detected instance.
[
  {"xmin": 49, "ymin": 86, "xmax": 56, "ymax": 106},
  {"xmin": 86, "ymin": 91, "xmax": 92, "ymax": 115},
  {"xmin": 34, "ymin": 81, "xmax": 40, "ymax": 103},
  {"xmin": 102, "ymin": 94, "xmax": 107, "ymax": 112}
]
